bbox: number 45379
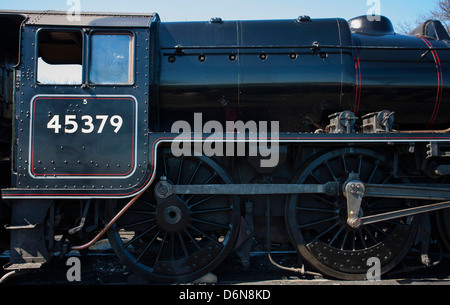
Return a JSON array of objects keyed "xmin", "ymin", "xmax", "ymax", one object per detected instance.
[{"xmin": 47, "ymin": 114, "xmax": 123, "ymax": 134}]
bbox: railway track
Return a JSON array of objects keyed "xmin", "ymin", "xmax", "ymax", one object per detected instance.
[{"xmin": 1, "ymin": 239, "xmax": 449, "ymax": 286}]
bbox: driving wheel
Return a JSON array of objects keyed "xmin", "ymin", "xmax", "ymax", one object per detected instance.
[
  {"xmin": 286, "ymin": 148, "xmax": 418, "ymax": 280},
  {"xmin": 107, "ymin": 153, "xmax": 240, "ymax": 283}
]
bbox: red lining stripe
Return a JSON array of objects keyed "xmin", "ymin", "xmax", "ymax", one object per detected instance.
[
  {"xmin": 420, "ymin": 37, "xmax": 443, "ymax": 129},
  {"xmin": 352, "ymin": 40, "xmax": 362, "ymax": 116}
]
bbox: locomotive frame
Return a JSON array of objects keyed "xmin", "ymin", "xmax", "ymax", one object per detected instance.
[{"xmin": 0, "ymin": 10, "xmax": 449, "ymax": 282}]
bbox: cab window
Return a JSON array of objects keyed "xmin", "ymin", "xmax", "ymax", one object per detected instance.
[
  {"xmin": 89, "ymin": 32, "xmax": 134, "ymax": 85},
  {"xmin": 37, "ymin": 30, "xmax": 83, "ymax": 85}
]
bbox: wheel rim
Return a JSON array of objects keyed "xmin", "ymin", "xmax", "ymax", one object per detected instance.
[
  {"xmin": 286, "ymin": 148, "xmax": 418, "ymax": 280},
  {"xmin": 107, "ymin": 153, "xmax": 240, "ymax": 283}
]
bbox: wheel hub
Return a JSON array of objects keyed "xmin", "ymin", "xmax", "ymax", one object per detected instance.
[
  {"xmin": 164, "ymin": 206, "xmax": 182, "ymax": 224},
  {"xmin": 156, "ymin": 198, "xmax": 191, "ymax": 232}
]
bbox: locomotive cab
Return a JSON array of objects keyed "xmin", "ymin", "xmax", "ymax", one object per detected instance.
[
  {"xmin": 4, "ymin": 11, "xmax": 159, "ymax": 197},
  {"xmin": 0, "ymin": 10, "xmax": 159, "ymax": 270}
]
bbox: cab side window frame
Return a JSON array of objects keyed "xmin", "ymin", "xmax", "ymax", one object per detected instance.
[
  {"xmin": 35, "ymin": 28, "xmax": 136, "ymax": 87},
  {"xmin": 88, "ymin": 30, "xmax": 135, "ymax": 86},
  {"xmin": 35, "ymin": 28, "xmax": 84, "ymax": 86}
]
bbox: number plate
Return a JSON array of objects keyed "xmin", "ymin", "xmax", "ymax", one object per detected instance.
[{"xmin": 30, "ymin": 95, "xmax": 137, "ymax": 178}]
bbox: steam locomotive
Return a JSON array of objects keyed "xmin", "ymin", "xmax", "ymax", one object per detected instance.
[{"xmin": 0, "ymin": 10, "xmax": 449, "ymax": 283}]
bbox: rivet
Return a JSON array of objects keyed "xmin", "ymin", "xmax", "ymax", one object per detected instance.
[{"xmin": 198, "ymin": 54, "xmax": 206, "ymax": 62}]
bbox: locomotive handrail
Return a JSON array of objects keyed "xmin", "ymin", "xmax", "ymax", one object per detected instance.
[{"xmin": 162, "ymin": 44, "xmax": 450, "ymax": 52}]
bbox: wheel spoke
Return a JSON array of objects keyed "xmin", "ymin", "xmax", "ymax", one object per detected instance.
[
  {"xmin": 297, "ymin": 215, "xmax": 339, "ymax": 229},
  {"xmin": 135, "ymin": 229, "xmax": 161, "ymax": 264},
  {"xmin": 308, "ymin": 194, "xmax": 339, "ymax": 208},
  {"xmin": 188, "ymin": 223, "xmax": 222, "ymax": 244},
  {"xmin": 357, "ymin": 229, "xmax": 368, "ymax": 249},
  {"xmin": 188, "ymin": 195, "xmax": 217, "ymax": 209},
  {"xmin": 340, "ymin": 229, "xmax": 349, "ymax": 250},
  {"xmin": 309, "ymin": 171, "xmax": 323, "ymax": 184},
  {"xmin": 203, "ymin": 172, "xmax": 218, "ymax": 184},
  {"xmin": 367, "ymin": 160, "xmax": 380, "ymax": 184},
  {"xmin": 296, "ymin": 206, "xmax": 338, "ymax": 214},
  {"xmin": 307, "ymin": 221, "xmax": 341, "ymax": 245},
  {"xmin": 363, "ymin": 226, "xmax": 378, "ymax": 244},
  {"xmin": 324, "ymin": 160, "xmax": 338, "ymax": 181},
  {"xmin": 125, "ymin": 209, "xmax": 155, "ymax": 216},
  {"xmin": 328, "ymin": 226, "xmax": 345, "ymax": 247},
  {"xmin": 357, "ymin": 154, "xmax": 363, "ymax": 174},
  {"xmin": 170, "ymin": 232, "xmax": 176, "ymax": 260},
  {"xmin": 341, "ymin": 155, "xmax": 348, "ymax": 173},
  {"xmin": 180, "ymin": 160, "xmax": 203, "ymax": 200},
  {"xmin": 187, "ymin": 160, "xmax": 202, "ymax": 185},
  {"xmin": 192, "ymin": 217, "xmax": 231, "ymax": 230},
  {"xmin": 367, "ymin": 223, "xmax": 389, "ymax": 237},
  {"xmin": 191, "ymin": 207, "xmax": 233, "ymax": 214},
  {"xmin": 138, "ymin": 199, "xmax": 156, "ymax": 210},
  {"xmin": 123, "ymin": 224, "xmax": 158, "ymax": 248},
  {"xmin": 184, "ymin": 227, "xmax": 202, "ymax": 250},
  {"xmin": 184, "ymin": 172, "xmax": 218, "ymax": 204},
  {"xmin": 117, "ymin": 218, "xmax": 155, "ymax": 230},
  {"xmin": 176, "ymin": 155, "xmax": 184, "ymax": 185},
  {"xmin": 381, "ymin": 173, "xmax": 393, "ymax": 184},
  {"xmin": 351, "ymin": 230, "xmax": 357, "ymax": 250},
  {"xmin": 177, "ymin": 232, "xmax": 189, "ymax": 257},
  {"xmin": 163, "ymin": 154, "xmax": 168, "ymax": 176},
  {"xmin": 153, "ymin": 232, "xmax": 168, "ymax": 268}
]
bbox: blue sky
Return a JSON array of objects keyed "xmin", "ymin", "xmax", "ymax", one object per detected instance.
[{"xmin": 0, "ymin": 0, "xmax": 437, "ymax": 30}]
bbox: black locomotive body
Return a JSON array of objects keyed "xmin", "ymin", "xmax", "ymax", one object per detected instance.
[{"xmin": 0, "ymin": 10, "xmax": 450, "ymax": 282}]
